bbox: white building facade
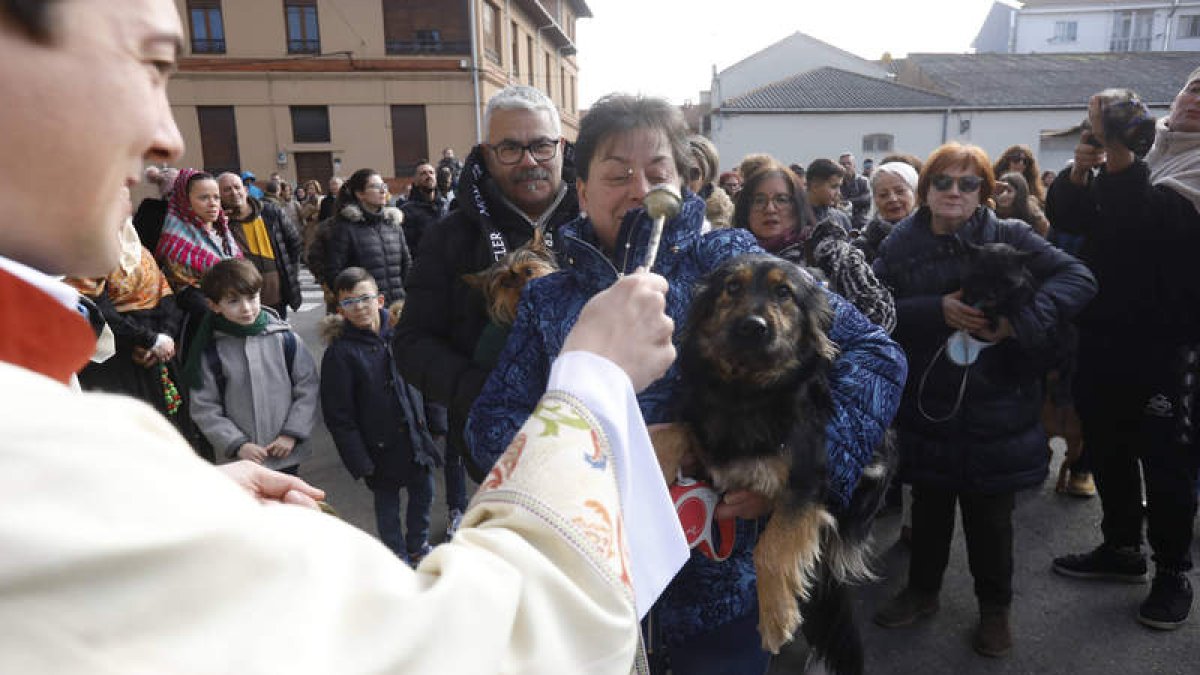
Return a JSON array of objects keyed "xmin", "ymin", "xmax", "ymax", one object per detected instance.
[{"xmin": 976, "ymin": 0, "xmax": 1200, "ymax": 53}]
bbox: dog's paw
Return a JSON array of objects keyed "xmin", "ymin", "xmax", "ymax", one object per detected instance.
[{"xmin": 757, "ymin": 595, "xmax": 800, "ymax": 654}]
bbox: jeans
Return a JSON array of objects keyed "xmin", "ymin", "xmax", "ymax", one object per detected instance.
[
  {"xmin": 372, "ymin": 465, "xmax": 434, "ymax": 557},
  {"xmin": 908, "ymin": 485, "xmax": 1015, "ymax": 607}
]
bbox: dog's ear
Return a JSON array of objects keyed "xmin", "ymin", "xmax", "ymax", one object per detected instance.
[
  {"xmin": 461, "ymin": 269, "xmax": 489, "ymax": 291},
  {"xmin": 527, "ymin": 227, "xmax": 551, "ymax": 256}
]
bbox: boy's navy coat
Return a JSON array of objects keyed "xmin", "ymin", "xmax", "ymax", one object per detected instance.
[{"xmin": 321, "ymin": 310, "xmax": 445, "ymax": 490}]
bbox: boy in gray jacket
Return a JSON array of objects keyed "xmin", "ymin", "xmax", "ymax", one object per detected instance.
[{"xmin": 189, "ymin": 259, "xmax": 319, "ymax": 474}]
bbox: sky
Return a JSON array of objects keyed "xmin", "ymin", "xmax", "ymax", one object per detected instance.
[{"xmin": 575, "ymin": 0, "xmax": 1010, "ymax": 107}]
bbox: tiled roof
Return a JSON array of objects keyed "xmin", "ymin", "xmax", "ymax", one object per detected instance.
[
  {"xmin": 895, "ymin": 52, "xmax": 1199, "ymax": 107},
  {"xmin": 722, "ymin": 67, "xmax": 958, "ymax": 111}
]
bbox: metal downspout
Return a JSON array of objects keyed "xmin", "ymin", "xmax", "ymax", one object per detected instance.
[{"xmin": 469, "ymin": 0, "xmax": 483, "ymax": 143}]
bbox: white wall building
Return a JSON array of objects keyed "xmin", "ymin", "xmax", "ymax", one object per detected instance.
[
  {"xmin": 709, "ymin": 51, "xmax": 1193, "ymax": 175},
  {"xmin": 975, "ymin": 0, "xmax": 1200, "ymax": 53}
]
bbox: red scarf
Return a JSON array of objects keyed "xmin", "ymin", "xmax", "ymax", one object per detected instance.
[{"xmin": 0, "ymin": 267, "xmax": 95, "ymax": 384}]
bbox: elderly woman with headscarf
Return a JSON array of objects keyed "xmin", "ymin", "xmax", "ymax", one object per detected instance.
[
  {"xmin": 468, "ymin": 93, "xmax": 906, "ymax": 674},
  {"xmin": 854, "ymin": 161, "xmax": 919, "ymax": 262}
]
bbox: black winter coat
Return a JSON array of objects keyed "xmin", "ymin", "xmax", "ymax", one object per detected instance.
[
  {"xmin": 325, "ymin": 204, "xmax": 411, "ymax": 304},
  {"xmin": 261, "ymin": 199, "xmax": 303, "ymax": 310},
  {"xmin": 400, "ymin": 191, "xmax": 449, "ymax": 258},
  {"xmin": 320, "ymin": 311, "xmax": 446, "ymax": 490},
  {"xmin": 873, "ymin": 206, "xmax": 1096, "ymax": 493},
  {"xmin": 392, "ymin": 145, "xmax": 579, "ymax": 472}
]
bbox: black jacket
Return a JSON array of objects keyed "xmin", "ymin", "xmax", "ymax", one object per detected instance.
[
  {"xmin": 324, "ymin": 204, "xmax": 411, "ymax": 304},
  {"xmin": 392, "ymin": 145, "xmax": 579, "ymax": 472},
  {"xmin": 873, "ymin": 206, "xmax": 1096, "ymax": 493},
  {"xmin": 399, "ymin": 190, "xmax": 449, "ymax": 258},
  {"xmin": 262, "ymin": 199, "xmax": 303, "ymax": 310},
  {"xmin": 320, "ymin": 311, "xmax": 446, "ymax": 490}
]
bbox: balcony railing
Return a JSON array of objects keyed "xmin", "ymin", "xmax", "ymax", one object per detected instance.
[
  {"xmin": 191, "ymin": 39, "xmax": 226, "ymax": 54},
  {"xmin": 386, "ymin": 39, "xmax": 470, "ymax": 55}
]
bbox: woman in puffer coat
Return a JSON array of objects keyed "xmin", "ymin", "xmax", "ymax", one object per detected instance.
[
  {"xmin": 324, "ymin": 168, "xmax": 412, "ymax": 303},
  {"xmin": 467, "ymin": 94, "xmax": 907, "ymax": 675},
  {"xmin": 871, "ymin": 142, "xmax": 1096, "ymax": 657}
]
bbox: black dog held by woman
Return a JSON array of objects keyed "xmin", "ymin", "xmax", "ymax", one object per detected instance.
[{"xmin": 653, "ymin": 253, "xmax": 894, "ymax": 674}]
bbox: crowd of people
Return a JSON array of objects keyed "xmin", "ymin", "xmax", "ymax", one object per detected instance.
[{"xmin": 2, "ymin": 1, "xmax": 1199, "ymax": 673}]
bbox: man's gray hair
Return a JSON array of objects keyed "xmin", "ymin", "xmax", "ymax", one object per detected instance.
[
  {"xmin": 484, "ymin": 85, "xmax": 562, "ymax": 137},
  {"xmin": 215, "ymin": 171, "xmax": 243, "ymax": 185}
]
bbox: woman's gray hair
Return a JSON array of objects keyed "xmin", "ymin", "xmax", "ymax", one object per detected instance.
[
  {"xmin": 871, "ymin": 161, "xmax": 919, "ymax": 192},
  {"xmin": 484, "ymin": 85, "xmax": 562, "ymax": 137},
  {"xmin": 688, "ymin": 135, "xmax": 720, "ymax": 185}
]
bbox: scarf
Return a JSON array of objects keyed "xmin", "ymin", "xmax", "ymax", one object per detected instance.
[
  {"xmin": 181, "ymin": 310, "xmax": 269, "ymax": 388},
  {"xmin": 756, "ymin": 227, "xmax": 803, "ymax": 254},
  {"xmin": 155, "ymin": 169, "xmax": 241, "ymax": 281},
  {"xmin": 1145, "ymin": 117, "xmax": 1200, "ymax": 214}
]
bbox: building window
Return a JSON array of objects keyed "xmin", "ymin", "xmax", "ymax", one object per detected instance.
[
  {"xmin": 290, "ymin": 106, "xmax": 330, "ymax": 143},
  {"xmin": 391, "ymin": 105, "xmax": 429, "ymax": 178},
  {"xmin": 285, "ymin": 0, "xmax": 320, "ymax": 54},
  {"xmin": 197, "ymin": 106, "xmax": 240, "ymax": 175},
  {"xmin": 383, "ymin": 0, "xmax": 469, "ymax": 55},
  {"xmin": 511, "ymin": 22, "xmax": 521, "ymax": 80},
  {"xmin": 862, "ymin": 133, "xmax": 894, "ymax": 154},
  {"xmin": 1179, "ymin": 15, "xmax": 1200, "ymax": 39},
  {"xmin": 295, "ymin": 152, "xmax": 334, "ymax": 188},
  {"xmin": 570, "ymin": 74, "xmax": 576, "ymax": 113},
  {"xmin": 560, "ymin": 66, "xmax": 567, "ymax": 110},
  {"xmin": 544, "ymin": 52, "xmax": 553, "ymax": 98},
  {"xmin": 526, "ymin": 35, "xmax": 535, "ymax": 86},
  {"xmin": 1111, "ymin": 9, "xmax": 1153, "ymax": 52},
  {"xmin": 482, "ymin": 2, "xmax": 501, "ymax": 62},
  {"xmin": 1053, "ymin": 21, "xmax": 1077, "ymax": 43},
  {"xmin": 187, "ymin": 0, "xmax": 225, "ymax": 54}
]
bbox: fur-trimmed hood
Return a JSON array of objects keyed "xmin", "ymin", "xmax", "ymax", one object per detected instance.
[
  {"xmin": 339, "ymin": 203, "xmax": 404, "ymax": 227},
  {"xmin": 319, "ymin": 301, "xmax": 407, "ymax": 345}
]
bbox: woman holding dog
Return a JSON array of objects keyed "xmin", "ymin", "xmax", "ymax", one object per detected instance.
[
  {"xmin": 871, "ymin": 143, "xmax": 1096, "ymax": 657},
  {"xmin": 468, "ymin": 94, "xmax": 907, "ymax": 674},
  {"xmin": 733, "ymin": 157, "xmax": 897, "ymax": 332}
]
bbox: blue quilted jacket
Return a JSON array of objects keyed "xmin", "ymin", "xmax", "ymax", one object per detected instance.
[{"xmin": 467, "ymin": 194, "xmax": 907, "ymax": 644}]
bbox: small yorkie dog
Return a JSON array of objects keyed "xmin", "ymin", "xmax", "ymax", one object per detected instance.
[{"xmin": 462, "ymin": 228, "xmax": 558, "ymax": 327}]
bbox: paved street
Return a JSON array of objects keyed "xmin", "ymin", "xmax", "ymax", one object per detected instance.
[{"xmin": 288, "ymin": 267, "xmax": 1200, "ymax": 674}]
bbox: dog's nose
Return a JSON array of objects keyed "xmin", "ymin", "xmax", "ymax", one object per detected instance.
[{"xmin": 734, "ymin": 315, "xmax": 770, "ymax": 343}]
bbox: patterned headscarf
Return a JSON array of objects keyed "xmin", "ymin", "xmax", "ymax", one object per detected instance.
[
  {"xmin": 167, "ymin": 168, "xmax": 228, "ymax": 232},
  {"xmin": 155, "ymin": 169, "xmax": 241, "ymax": 284}
]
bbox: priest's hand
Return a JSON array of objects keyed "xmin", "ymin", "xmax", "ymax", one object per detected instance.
[{"xmin": 217, "ymin": 460, "xmax": 325, "ymax": 509}]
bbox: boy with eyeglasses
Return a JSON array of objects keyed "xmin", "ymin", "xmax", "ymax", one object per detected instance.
[
  {"xmin": 321, "ymin": 267, "xmax": 445, "ymax": 565},
  {"xmin": 188, "ymin": 258, "xmax": 319, "ymax": 474}
]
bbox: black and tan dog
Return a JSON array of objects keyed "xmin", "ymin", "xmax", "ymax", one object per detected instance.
[
  {"xmin": 462, "ymin": 228, "xmax": 558, "ymax": 327},
  {"xmin": 654, "ymin": 253, "xmax": 892, "ymax": 674}
]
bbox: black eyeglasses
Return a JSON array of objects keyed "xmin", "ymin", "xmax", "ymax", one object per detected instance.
[
  {"xmin": 930, "ymin": 174, "xmax": 983, "ymax": 193},
  {"xmin": 750, "ymin": 194, "xmax": 794, "ymax": 211},
  {"xmin": 487, "ymin": 138, "xmax": 560, "ymax": 165}
]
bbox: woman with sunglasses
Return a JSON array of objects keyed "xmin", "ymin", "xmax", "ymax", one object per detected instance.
[
  {"xmin": 871, "ymin": 143, "xmax": 1095, "ymax": 657},
  {"xmin": 993, "ymin": 144, "xmax": 1045, "ymax": 205},
  {"xmin": 324, "ymin": 168, "xmax": 412, "ymax": 304}
]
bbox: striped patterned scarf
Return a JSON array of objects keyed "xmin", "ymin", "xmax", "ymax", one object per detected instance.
[{"xmin": 155, "ymin": 169, "xmax": 241, "ymax": 277}]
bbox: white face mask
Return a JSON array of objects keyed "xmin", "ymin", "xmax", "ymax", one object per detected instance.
[{"xmin": 946, "ymin": 329, "xmax": 995, "ymax": 366}]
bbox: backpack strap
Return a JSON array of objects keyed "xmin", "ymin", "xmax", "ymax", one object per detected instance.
[{"xmin": 282, "ymin": 329, "xmax": 297, "ymax": 385}]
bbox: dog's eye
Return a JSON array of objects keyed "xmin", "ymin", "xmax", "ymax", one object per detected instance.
[
  {"xmin": 724, "ymin": 280, "xmax": 742, "ymax": 295},
  {"xmin": 773, "ymin": 284, "xmax": 793, "ymax": 300},
  {"xmin": 523, "ymin": 267, "xmax": 535, "ymax": 277}
]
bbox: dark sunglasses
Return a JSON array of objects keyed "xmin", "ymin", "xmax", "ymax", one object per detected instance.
[{"xmin": 930, "ymin": 174, "xmax": 983, "ymax": 193}]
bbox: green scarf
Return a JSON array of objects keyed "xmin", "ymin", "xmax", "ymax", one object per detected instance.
[{"xmin": 182, "ymin": 310, "xmax": 270, "ymax": 388}]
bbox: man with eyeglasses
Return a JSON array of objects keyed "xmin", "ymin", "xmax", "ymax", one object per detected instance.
[{"xmin": 394, "ymin": 85, "xmax": 580, "ymax": 500}]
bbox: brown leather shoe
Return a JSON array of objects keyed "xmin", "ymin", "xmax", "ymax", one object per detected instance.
[
  {"xmin": 873, "ymin": 587, "xmax": 939, "ymax": 628},
  {"xmin": 974, "ymin": 606, "xmax": 1013, "ymax": 657}
]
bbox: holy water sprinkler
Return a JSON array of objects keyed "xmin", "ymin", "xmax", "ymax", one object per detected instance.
[{"xmin": 641, "ymin": 183, "xmax": 682, "ymax": 271}]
